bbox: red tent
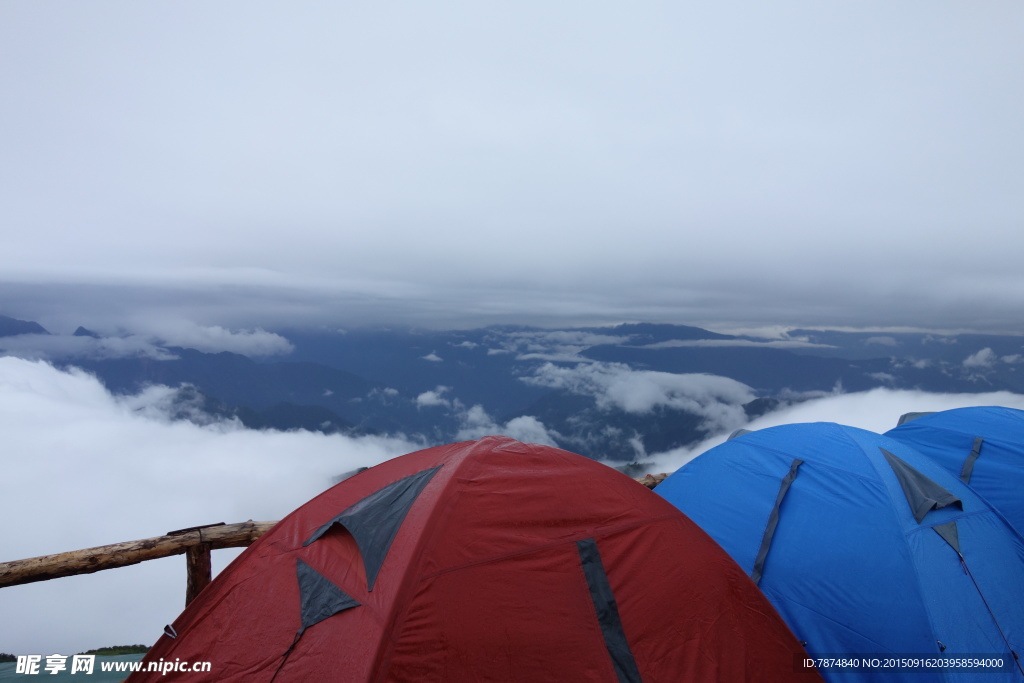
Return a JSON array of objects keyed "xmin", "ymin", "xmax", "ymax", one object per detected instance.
[{"xmin": 130, "ymin": 437, "xmax": 820, "ymax": 682}]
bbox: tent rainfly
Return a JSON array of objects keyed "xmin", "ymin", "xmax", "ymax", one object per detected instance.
[
  {"xmin": 128, "ymin": 437, "xmax": 820, "ymax": 682},
  {"xmin": 887, "ymin": 406, "xmax": 1024, "ymax": 535},
  {"xmin": 656, "ymin": 422, "xmax": 1024, "ymax": 683}
]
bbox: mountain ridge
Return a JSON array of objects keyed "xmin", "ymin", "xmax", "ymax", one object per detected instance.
[{"xmin": 2, "ymin": 314, "xmax": 1023, "ymax": 459}]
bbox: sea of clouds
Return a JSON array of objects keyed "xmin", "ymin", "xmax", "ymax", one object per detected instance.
[
  {"xmin": 0, "ymin": 357, "xmax": 419, "ymax": 655},
  {"xmin": 3, "ymin": 356, "xmax": 1024, "ymax": 655}
]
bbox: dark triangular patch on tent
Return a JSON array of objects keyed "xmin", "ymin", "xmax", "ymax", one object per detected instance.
[
  {"xmin": 933, "ymin": 521, "xmax": 961, "ymax": 554},
  {"xmin": 304, "ymin": 465, "xmax": 441, "ymax": 591},
  {"xmin": 296, "ymin": 558, "xmax": 360, "ymax": 635},
  {"xmin": 880, "ymin": 448, "xmax": 962, "ymax": 523}
]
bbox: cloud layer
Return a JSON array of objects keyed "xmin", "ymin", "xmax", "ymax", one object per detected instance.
[
  {"xmin": 644, "ymin": 388, "xmax": 1024, "ymax": 475},
  {"xmin": 0, "ymin": 358, "xmax": 419, "ymax": 655},
  {"xmin": 0, "ymin": 323, "xmax": 293, "ymax": 362},
  {"xmin": 525, "ymin": 361, "xmax": 755, "ymax": 433}
]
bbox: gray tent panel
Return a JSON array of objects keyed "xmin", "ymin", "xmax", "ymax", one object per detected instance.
[
  {"xmin": 296, "ymin": 558, "xmax": 360, "ymax": 635},
  {"xmin": 751, "ymin": 458, "xmax": 803, "ymax": 585},
  {"xmin": 576, "ymin": 538, "xmax": 641, "ymax": 683},
  {"xmin": 304, "ymin": 465, "xmax": 442, "ymax": 591},
  {"xmin": 896, "ymin": 411, "xmax": 935, "ymax": 427},
  {"xmin": 960, "ymin": 437, "xmax": 984, "ymax": 484},
  {"xmin": 932, "ymin": 521, "xmax": 961, "ymax": 555},
  {"xmin": 728, "ymin": 428, "xmax": 753, "ymax": 441},
  {"xmin": 880, "ymin": 449, "xmax": 962, "ymax": 523}
]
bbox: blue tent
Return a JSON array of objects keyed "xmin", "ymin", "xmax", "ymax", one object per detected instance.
[
  {"xmin": 886, "ymin": 406, "xmax": 1024, "ymax": 535},
  {"xmin": 656, "ymin": 422, "xmax": 1024, "ymax": 682}
]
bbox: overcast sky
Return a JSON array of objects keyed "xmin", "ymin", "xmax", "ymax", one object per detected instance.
[{"xmin": 1, "ymin": 1, "xmax": 1022, "ymax": 335}]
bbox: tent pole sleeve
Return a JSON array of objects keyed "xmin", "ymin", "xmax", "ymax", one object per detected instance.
[
  {"xmin": 577, "ymin": 538, "xmax": 642, "ymax": 683},
  {"xmin": 751, "ymin": 459, "xmax": 803, "ymax": 585}
]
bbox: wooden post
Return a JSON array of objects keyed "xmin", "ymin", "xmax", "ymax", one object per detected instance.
[
  {"xmin": 175, "ymin": 523, "xmax": 219, "ymax": 605},
  {"xmin": 185, "ymin": 543, "xmax": 212, "ymax": 605},
  {"xmin": 0, "ymin": 520, "xmax": 277, "ymax": 590}
]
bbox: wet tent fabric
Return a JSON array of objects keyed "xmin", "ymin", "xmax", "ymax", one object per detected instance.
[
  {"xmin": 128, "ymin": 437, "xmax": 820, "ymax": 683},
  {"xmin": 655, "ymin": 422, "xmax": 1024, "ymax": 683},
  {"xmin": 886, "ymin": 406, "xmax": 1024, "ymax": 534}
]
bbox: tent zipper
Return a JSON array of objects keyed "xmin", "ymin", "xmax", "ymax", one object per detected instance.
[{"xmin": 956, "ymin": 553, "xmax": 1024, "ymax": 676}]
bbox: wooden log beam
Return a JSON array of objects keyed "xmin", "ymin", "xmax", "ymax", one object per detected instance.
[{"xmin": 0, "ymin": 520, "xmax": 277, "ymax": 589}]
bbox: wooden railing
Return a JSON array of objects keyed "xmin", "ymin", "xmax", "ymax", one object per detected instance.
[
  {"xmin": 0, "ymin": 520, "xmax": 277, "ymax": 605},
  {"xmin": 0, "ymin": 474, "xmax": 667, "ymax": 607}
]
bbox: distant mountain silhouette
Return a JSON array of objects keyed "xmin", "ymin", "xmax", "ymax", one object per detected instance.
[{"xmin": 0, "ymin": 315, "xmax": 48, "ymax": 337}]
